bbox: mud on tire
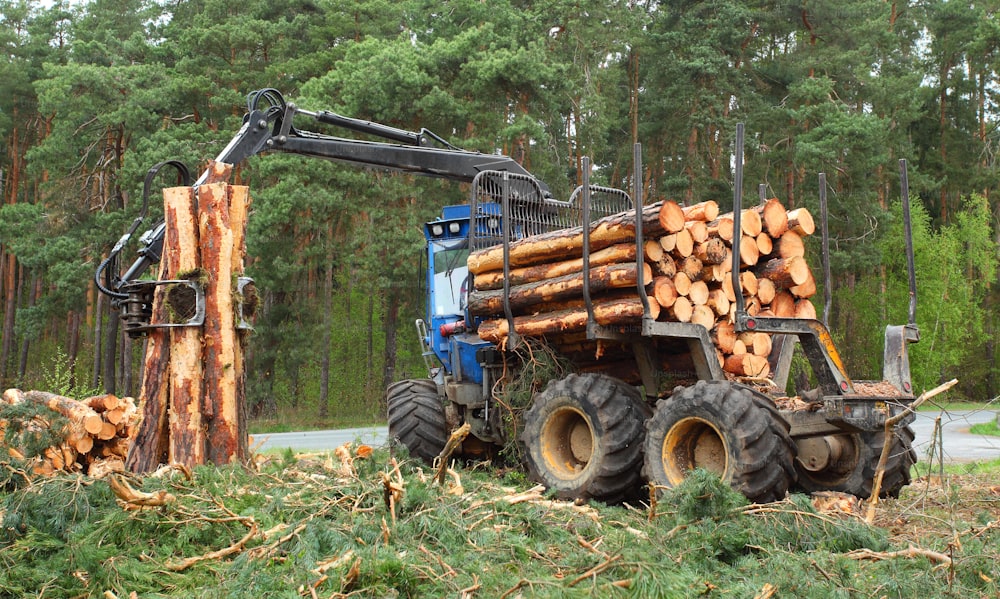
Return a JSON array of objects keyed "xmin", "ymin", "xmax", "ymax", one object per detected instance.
[
  {"xmin": 386, "ymin": 379, "xmax": 449, "ymax": 464},
  {"xmin": 794, "ymin": 425, "xmax": 916, "ymax": 499}
]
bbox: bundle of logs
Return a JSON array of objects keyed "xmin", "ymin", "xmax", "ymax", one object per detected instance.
[
  {"xmin": 466, "ymin": 197, "xmax": 816, "ymax": 380},
  {"xmin": 1, "ymin": 388, "xmax": 139, "ymax": 478}
]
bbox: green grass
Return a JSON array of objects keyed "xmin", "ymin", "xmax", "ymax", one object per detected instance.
[
  {"xmin": 969, "ymin": 419, "xmax": 1000, "ymax": 437},
  {"xmin": 2, "ymin": 450, "xmax": 999, "ymax": 598}
]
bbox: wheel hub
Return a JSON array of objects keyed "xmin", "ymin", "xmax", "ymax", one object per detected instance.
[
  {"xmin": 540, "ymin": 406, "xmax": 595, "ymax": 479},
  {"xmin": 662, "ymin": 417, "xmax": 728, "ymax": 484}
]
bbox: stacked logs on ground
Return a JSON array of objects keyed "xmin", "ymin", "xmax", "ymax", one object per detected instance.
[
  {"xmin": 1, "ymin": 388, "xmax": 139, "ymax": 478},
  {"xmin": 467, "ymin": 197, "xmax": 818, "ymax": 380}
]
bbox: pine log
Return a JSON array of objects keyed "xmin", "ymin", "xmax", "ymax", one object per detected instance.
[
  {"xmin": 795, "ymin": 299, "xmax": 818, "ymax": 320},
  {"xmin": 673, "ymin": 228, "xmax": 694, "ymax": 258},
  {"xmin": 673, "ymin": 272, "xmax": 692, "ymax": 296},
  {"xmin": 685, "ymin": 220, "xmax": 709, "ymax": 244},
  {"xmin": 668, "ymin": 296, "xmax": 693, "ymax": 322},
  {"xmin": 467, "ymin": 202, "xmax": 669, "ymax": 274},
  {"xmin": 165, "ymin": 184, "xmax": 206, "ymax": 468},
  {"xmin": 752, "ymin": 332, "xmax": 773, "ymax": 357},
  {"xmin": 721, "ymin": 275, "xmax": 736, "ymax": 302},
  {"xmin": 695, "ymin": 237, "xmax": 728, "ymax": 265},
  {"xmin": 790, "ymin": 269, "xmax": 817, "ymax": 299},
  {"xmin": 652, "ymin": 276, "xmax": 678, "ymax": 309},
  {"xmin": 755, "ymin": 233, "xmax": 773, "ymax": 256},
  {"xmin": 473, "ymin": 243, "xmax": 637, "ymax": 291},
  {"xmin": 659, "ymin": 233, "xmax": 677, "ymax": 253},
  {"xmin": 755, "ymin": 198, "xmax": 789, "ymax": 237},
  {"xmin": 228, "ymin": 184, "xmax": 252, "ymax": 467},
  {"xmin": 707, "ymin": 216, "xmax": 734, "ymax": 242},
  {"xmin": 723, "ymin": 353, "xmax": 770, "ymax": 377},
  {"xmin": 682, "ymin": 200, "xmax": 720, "ymax": 222},
  {"xmin": 712, "ymin": 320, "xmax": 737, "ymax": 353},
  {"xmin": 771, "ymin": 291, "xmax": 796, "ymax": 317},
  {"xmin": 739, "ymin": 235, "xmax": 760, "ymax": 267},
  {"xmin": 21, "ymin": 390, "xmax": 104, "ymax": 436},
  {"xmin": 678, "ymin": 256, "xmax": 703, "ymax": 282},
  {"xmin": 688, "ymin": 280, "xmax": 710, "ymax": 306},
  {"xmin": 740, "ymin": 271, "xmax": 758, "ymax": 296},
  {"xmin": 737, "ymin": 209, "xmax": 763, "ymax": 237},
  {"xmin": 787, "ymin": 207, "xmax": 815, "ymax": 236},
  {"xmin": 706, "ymin": 289, "xmax": 730, "ymax": 316},
  {"xmin": 776, "ymin": 231, "xmax": 805, "ymax": 259},
  {"xmin": 643, "ymin": 239, "xmax": 664, "ymax": 263},
  {"xmin": 756, "ymin": 277, "xmax": 776, "ymax": 304},
  {"xmin": 758, "ymin": 256, "xmax": 810, "ymax": 288},
  {"xmin": 476, "ymin": 296, "xmax": 656, "ymax": 343},
  {"xmin": 2, "ymin": 388, "xmax": 23, "ymax": 404},
  {"xmin": 467, "ymin": 262, "xmax": 651, "ymax": 316},
  {"xmin": 82, "ymin": 394, "xmax": 122, "ymax": 413},
  {"xmin": 691, "ymin": 305, "xmax": 715, "ymax": 330},
  {"xmin": 732, "ymin": 339, "xmax": 747, "ymax": 355},
  {"xmin": 658, "ymin": 200, "xmax": 687, "ymax": 233},
  {"xmin": 652, "ymin": 255, "xmax": 677, "ymax": 278}
]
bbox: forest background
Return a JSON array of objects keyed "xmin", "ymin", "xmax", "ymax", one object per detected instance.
[{"xmin": 0, "ymin": 0, "xmax": 998, "ymax": 427}]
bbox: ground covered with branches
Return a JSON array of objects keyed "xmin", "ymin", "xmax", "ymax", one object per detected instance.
[{"xmin": 1, "ymin": 447, "xmax": 998, "ymax": 598}]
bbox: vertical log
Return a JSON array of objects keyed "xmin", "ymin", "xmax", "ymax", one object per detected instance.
[
  {"xmin": 164, "ymin": 185, "xmax": 206, "ymax": 468},
  {"xmin": 228, "ymin": 185, "xmax": 251, "ymax": 462}
]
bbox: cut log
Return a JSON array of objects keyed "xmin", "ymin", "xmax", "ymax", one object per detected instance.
[
  {"xmin": 771, "ymin": 291, "xmax": 796, "ymax": 317},
  {"xmin": 706, "ymin": 289, "xmax": 730, "ymax": 316},
  {"xmin": 678, "ymin": 255, "xmax": 703, "ymax": 282},
  {"xmin": 721, "ymin": 274, "xmax": 736, "ymax": 303},
  {"xmin": 2, "ymin": 388, "xmax": 23, "ymax": 404},
  {"xmin": 653, "ymin": 276, "xmax": 678, "ymax": 309},
  {"xmin": 695, "ymin": 237, "xmax": 728, "ymax": 265},
  {"xmin": 723, "ymin": 353, "xmax": 770, "ymax": 377},
  {"xmin": 739, "ymin": 209, "xmax": 763, "ymax": 237},
  {"xmin": 688, "ymin": 280, "xmax": 710, "ymax": 306},
  {"xmin": 685, "ymin": 220, "xmax": 709, "ymax": 244},
  {"xmin": 755, "ymin": 233, "xmax": 773, "ymax": 256},
  {"xmin": 681, "ymin": 200, "xmax": 719, "ymax": 222},
  {"xmin": 658, "ymin": 200, "xmax": 687, "ymax": 234},
  {"xmin": 712, "ymin": 320, "xmax": 737, "ymax": 353},
  {"xmin": 473, "ymin": 243, "xmax": 637, "ymax": 291},
  {"xmin": 795, "ymin": 299, "xmax": 818, "ymax": 320},
  {"xmin": 787, "ymin": 207, "xmax": 815, "ymax": 236},
  {"xmin": 673, "ymin": 272, "xmax": 692, "ymax": 296},
  {"xmin": 476, "ymin": 296, "xmax": 655, "ymax": 343},
  {"xmin": 673, "ymin": 228, "xmax": 694, "ymax": 258},
  {"xmin": 751, "ymin": 332, "xmax": 773, "ymax": 357},
  {"xmin": 790, "ymin": 269, "xmax": 817, "ymax": 299},
  {"xmin": 758, "ymin": 256, "xmax": 810, "ymax": 288},
  {"xmin": 739, "ymin": 235, "xmax": 760, "ymax": 267},
  {"xmin": 20, "ymin": 390, "xmax": 104, "ymax": 436},
  {"xmin": 659, "ymin": 233, "xmax": 677, "ymax": 253},
  {"xmin": 652, "ymin": 255, "xmax": 677, "ymax": 278},
  {"xmin": 740, "ymin": 271, "xmax": 758, "ymax": 296},
  {"xmin": 467, "ymin": 202, "xmax": 666, "ymax": 274},
  {"xmin": 776, "ymin": 231, "xmax": 805, "ymax": 259},
  {"xmin": 82, "ymin": 394, "xmax": 122, "ymax": 413},
  {"xmin": 706, "ymin": 216, "xmax": 734, "ymax": 242},
  {"xmin": 668, "ymin": 296, "xmax": 693, "ymax": 323},
  {"xmin": 755, "ymin": 198, "xmax": 789, "ymax": 238},
  {"xmin": 467, "ymin": 262, "xmax": 651, "ymax": 316},
  {"xmin": 643, "ymin": 239, "xmax": 664, "ymax": 263},
  {"xmin": 756, "ymin": 277, "xmax": 776, "ymax": 305},
  {"xmin": 691, "ymin": 305, "xmax": 715, "ymax": 330}
]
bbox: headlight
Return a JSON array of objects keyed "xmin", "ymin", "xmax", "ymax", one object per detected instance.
[
  {"xmin": 431, "ymin": 224, "xmax": 444, "ymax": 236},
  {"xmin": 448, "ymin": 222, "xmax": 461, "ymax": 234},
  {"xmin": 487, "ymin": 217, "xmax": 499, "ymax": 230}
]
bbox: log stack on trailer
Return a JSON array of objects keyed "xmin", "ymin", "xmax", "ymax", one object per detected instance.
[{"xmin": 466, "ymin": 197, "xmax": 817, "ymax": 382}]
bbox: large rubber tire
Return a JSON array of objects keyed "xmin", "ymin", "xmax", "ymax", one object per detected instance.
[
  {"xmin": 520, "ymin": 373, "xmax": 648, "ymax": 502},
  {"xmin": 643, "ymin": 380, "xmax": 796, "ymax": 504},
  {"xmin": 796, "ymin": 426, "xmax": 916, "ymax": 499},
  {"xmin": 386, "ymin": 379, "xmax": 449, "ymax": 465}
]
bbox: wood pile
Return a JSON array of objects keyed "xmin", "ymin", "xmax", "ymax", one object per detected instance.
[
  {"xmin": 1, "ymin": 388, "xmax": 138, "ymax": 478},
  {"xmin": 467, "ymin": 198, "xmax": 817, "ymax": 380}
]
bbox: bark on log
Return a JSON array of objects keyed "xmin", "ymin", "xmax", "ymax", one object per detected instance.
[
  {"xmin": 467, "ymin": 262, "xmax": 651, "ymax": 316},
  {"xmin": 467, "ymin": 202, "xmax": 669, "ymax": 274},
  {"xmin": 473, "ymin": 243, "xmax": 637, "ymax": 291},
  {"xmin": 695, "ymin": 237, "xmax": 728, "ymax": 265},
  {"xmin": 678, "ymin": 256, "xmax": 703, "ymax": 282},
  {"xmin": 476, "ymin": 296, "xmax": 656, "ymax": 343},
  {"xmin": 164, "ymin": 185, "xmax": 206, "ymax": 468},
  {"xmin": 758, "ymin": 256, "xmax": 810, "ymax": 288},
  {"xmin": 723, "ymin": 353, "xmax": 770, "ymax": 377},
  {"xmin": 681, "ymin": 200, "xmax": 719, "ymax": 222},
  {"xmin": 652, "ymin": 255, "xmax": 677, "ymax": 278},
  {"xmin": 20, "ymin": 390, "xmax": 104, "ymax": 436}
]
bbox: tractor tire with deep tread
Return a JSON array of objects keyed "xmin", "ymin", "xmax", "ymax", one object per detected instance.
[
  {"xmin": 643, "ymin": 380, "xmax": 796, "ymax": 503},
  {"xmin": 795, "ymin": 425, "xmax": 915, "ymax": 498},
  {"xmin": 520, "ymin": 373, "xmax": 648, "ymax": 503},
  {"xmin": 386, "ymin": 379, "xmax": 449, "ymax": 465}
]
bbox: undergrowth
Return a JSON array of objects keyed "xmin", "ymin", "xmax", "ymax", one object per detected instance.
[{"xmin": 0, "ymin": 450, "xmax": 997, "ymax": 598}]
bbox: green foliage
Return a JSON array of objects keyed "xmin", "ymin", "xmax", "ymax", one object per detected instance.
[{"xmin": 0, "ymin": 450, "xmax": 998, "ymax": 597}]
